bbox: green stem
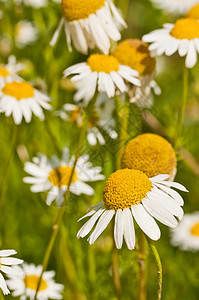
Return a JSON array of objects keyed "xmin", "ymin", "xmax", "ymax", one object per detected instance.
[
  {"xmin": 138, "ymin": 232, "xmax": 147, "ymax": 300},
  {"xmin": 146, "ymin": 238, "xmax": 162, "ymax": 300},
  {"xmin": 44, "ymin": 118, "xmax": 62, "ymax": 157},
  {"xmin": 173, "ymin": 65, "xmax": 188, "ymax": 150},
  {"xmin": 112, "ymin": 232, "xmax": 121, "ymax": 300},
  {"xmin": 34, "ymin": 93, "xmax": 98, "ymax": 300},
  {"xmin": 0, "ymin": 123, "xmax": 18, "ymax": 204},
  {"xmin": 116, "ymin": 96, "xmax": 130, "ymax": 169}
]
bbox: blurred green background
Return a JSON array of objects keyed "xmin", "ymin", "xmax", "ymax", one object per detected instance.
[{"xmin": 1, "ymin": 0, "xmax": 199, "ymax": 299}]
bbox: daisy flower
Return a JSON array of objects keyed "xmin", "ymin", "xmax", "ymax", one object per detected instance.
[
  {"xmin": 122, "ymin": 133, "xmax": 177, "ymax": 180},
  {"xmin": 56, "ymin": 97, "xmax": 117, "ymax": 146},
  {"xmin": 143, "ymin": 18, "xmax": 199, "ymax": 68},
  {"xmin": 23, "ymin": 148, "xmax": 105, "ymax": 206},
  {"xmin": 0, "ymin": 249, "xmax": 23, "ymax": 295},
  {"xmin": 6, "ymin": 263, "xmax": 64, "ymax": 299},
  {"xmin": 15, "ymin": 20, "xmax": 38, "ymax": 48},
  {"xmin": 63, "ymin": 54, "xmax": 140, "ymax": 105},
  {"xmin": 112, "ymin": 39, "xmax": 160, "ymax": 105},
  {"xmin": 50, "ymin": 0, "xmax": 127, "ymax": 54},
  {"xmin": 170, "ymin": 212, "xmax": 199, "ymax": 251},
  {"xmin": 149, "ymin": 0, "xmax": 199, "ymax": 14},
  {"xmin": 77, "ymin": 169, "xmax": 187, "ymax": 249},
  {"xmin": 0, "ymin": 79, "xmax": 51, "ymax": 124},
  {"xmin": 0, "ymin": 56, "xmax": 23, "ymax": 84}
]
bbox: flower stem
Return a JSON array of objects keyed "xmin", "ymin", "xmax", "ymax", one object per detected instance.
[
  {"xmin": 0, "ymin": 123, "xmax": 18, "ymax": 205},
  {"xmin": 146, "ymin": 237, "xmax": 162, "ymax": 300},
  {"xmin": 34, "ymin": 93, "xmax": 98, "ymax": 300},
  {"xmin": 112, "ymin": 223, "xmax": 121, "ymax": 300},
  {"xmin": 138, "ymin": 232, "xmax": 147, "ymax": 300},
  {"xmin": 173, "ymin": 65, "xmax": 188, "ymax": 150},
  {"xmin": 44, "ymin": 118, "xmax": 62, "ymax": 157}
]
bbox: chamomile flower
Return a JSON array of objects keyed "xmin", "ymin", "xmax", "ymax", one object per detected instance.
[
  {"xmin": 0, "ymin": 79, "xmax": 51, "ymax": 124},
  {"xmin": 56, "ymin": 98, "xmax": 117, "ymax": 146},
  {"xmin": 24, "ymin": 148, "xmax": 105, "ymax": 206},
  {"xmin": 77, "ymin": 169, "xmax": 187, "ymax": 249},
  {"xmin": 63, "ymin": 54, "xmax": 140, "ymax": 105},
  {"xmin": 0, "ymin": 250, "xmax": 23, "ymax": 295},
  {"xmin": 6, "ymin": 263, "xmax": 64, "ymax": 300},
  {"xmin": 149, "ymin": 0, "xmax": 199, "ymax": 14},
  {"xmin": 15, "ymin": 21, "xmax": 38, "ymax": 48},
  {"xmin": 143, "ymin": 18, "xmax": 199, "ymax": 68},
  {"xmin": 0, "ymin": 56, "xmax": 23, "ymax": 84},
  {"xmin": 170, "ymin": 212, "xmax": 199, "ymax": 251},
  {"xmin": 121, "ymin": 133, "xmax": 177, "ymax": 180},
  {"xmin": 112, "ymin": 39, "xmax": 160, "ymax": 104},
  {"xmin": 50, "ymin": 0, "xmax": 127, "ymax": 54}
]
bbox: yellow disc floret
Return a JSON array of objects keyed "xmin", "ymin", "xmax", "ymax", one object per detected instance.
[
  {"xmin": 48, "ymin": 166, "xmax": 78, "ymax": 187},
  {"xmin": 61, "ymin": 0, "xmax": 105, "ymax": 22},
  {"xmin": 24, "ymin": 275, "xmax": 47, "ymax": 291},
  {"xmin": 2, "ymin": 82, "xmax": 34, "ymax": 100},
  {"xmin": 190, "ymin": 222, "xmax": 199, "ymax": 237},
  {"xmin": 103, "ymin": 169, "xmax": 152, "ymax": 210},
  {"xmin": 187, "ymin": 4, "xmax": 199, "ymax": 19},
  {"xmin": 122, "ymin": 133, "xmax": 177, "ymax": 178},
  {"xmin": 87, "ymin": 54, "xmax": 119, "ymax": 73},
  {"xmin": 112, "ymin": 39, "xmax": 156, "ymax": 76},
  {"xmin": 170, "ymin": 18, "xmax": 199, "ymax": 40},
  {"xmin": 0, "ymin": 66, "xmax": 10, "ymax": 77}
]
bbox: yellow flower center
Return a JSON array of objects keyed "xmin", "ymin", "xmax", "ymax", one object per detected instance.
[
  {"xmin": 122, "ymin": 134, "xmax": 177, "ymax": 178},
  {"xmin": 0, "ymin": 66, "xmax": 10, "ymax": 77},
  {"xmin": 48, "ymin": 166, "xmax": 78, "ymax": 187},
  {"xmin": 170, "ymin": 18, "xmax": 199, "ymax": 40},
  {"xmin": 187, "ymin": 4, "xmax": 199, "ymax": 19},
  {"xmin": 24, "ymin": 275, "xmax": 47, "ymax": 291},
  {"xmin": 88, "ymin": 110, "xmax": 99, "ymax": 127},
  {"xmin": 69, "ymin": 107, "xmax": 81, "ymax": 123},
  {"xmin": 2, "ymin": 82, "xmax": 34, "ymax": 100},
  {"xmin": 87, "ymin": 54, "xmax": 119, "ymax": 73},
  {"xmin": 190, "ymin": 222, "xmax": 199, "ymax": 237},
  {"xmin": 61, "ymin": 0, "xmax": 105, "ymax": 22},
  {"xmin": 103, "ymin": 169, "xmax": 152, "ymax": 210},
  {"xmin": 112, "ymin": 39, "xmax": 156, "ymax": 76}
]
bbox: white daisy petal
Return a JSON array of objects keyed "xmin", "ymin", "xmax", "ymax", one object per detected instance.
[
  {"xmin": 131, "ymin": 204, "xmax": 161, "ymax": 240},
  {"xmin": 123, "ymin": 208, "xmax": 135, "ymax": 250},
  {"xmin": 185, "ymin": 41, "xmax": 198, "ymax": 68},
  {"xmin": 114, "ymin": 209, "xmax": 124, "ymax": 249},
  {"xmin": 0, "ymin": 273, "xmax": 10, "ymax": 295}
]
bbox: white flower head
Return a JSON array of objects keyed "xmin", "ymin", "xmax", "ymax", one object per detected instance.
[
  {"xmin": 149, "ymin": 0, "xmax": 199, "ymax": 15},
  {"xmin": 77, "ymin": 169, "xmax": 188, "ymax": 250},
  {"xmin": 112, "ymin": 39, "xmax": 159, "ymax": 105},
  {"xmin": 6, "ymin": 263, "xmax": 64, "ymax": 299},
  {"xmin": 0, "ymin": 56, "xmax": 24, "ymax": 84},
  {"xmin": 15, "ymin": 20, "xmax": 38, "ymax": 48},
  {"xmin": 50, "ymin": 0, "xmax": 127, "ymax": 54},
  {"xmin": 56, "ymin": 97, "xmax": 117, "ymax": 146},
  {"xmin": 63, "ymin": 54, "xmax": 141, "ymax": 105},
  {"xmin": 143, "ymin": 18, "xmax": 199, "ymax": 68},
  {"xmin": 170, "ymin": 212, "xmax": 199, "ymax": 251},
  {"xmin": 23, "ymin": 148, "xmax": 105, "ymax": 206},
  {"xmin": 0, "ymin": 250, "xmax": 23, "ymax": 295},
  {"xmin": 0, "ymin": 78, "xmax": 51, "ymax": 124}
]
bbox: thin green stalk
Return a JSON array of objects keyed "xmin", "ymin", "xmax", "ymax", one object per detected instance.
[
  {"xmin": 138, "ymin": 232, "xmax": 147, "ymax": 300},
  {"xmin": 0, "ymin": 123, "xmax": 18, "ymax": 204},
  {"xmin": 173, "ymin": 65, "xmax": 188, "ymax": 150},
  {"xmin": 146, "ymin": 237, "xmax": 162, "ymax": 300},
  {"xmin": 34, "ymin": 93, "xmax": 98, "ymax": 300},
  {"xmin": 44, "ymin": 118, "xmax": 62, "ymax": 157}
]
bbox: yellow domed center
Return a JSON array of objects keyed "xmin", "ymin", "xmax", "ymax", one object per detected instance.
[
  {"xmin": 122, "ymin": 133, "xmax": 176, "ymax": 178},
  {"xmin": 48, "ymin": 166, "xmax": 78, "ymax": 187},
  {"xmin": 0, "ymin": 66, "xmax": 10, "ymax": 77},
  {"xmin": 103, "ymin": 169, "xmax": 152, "ymax": 210},
  {"xmin": 69, "ymin": 107, "xmax": 81, "ymax": 123},
  {"xmin": 190, "ymin": 222, "xmax": 199, "ymax": 237},
  {"xmin": 2, "ymin": 82, "xmax": 34, "ymax": 100},
  {"xmin": 87, "ymin": 54, "xmax": 119, "ymax": 73},
  {"xmin": 61, "ymin": 0, "xmax": 105, "ymax": 22},
  {"xmin": 112, "ymin": 39, "xmax": 156, "ymax": 76},
  {"xmin": 24, "ymin": 275, "xmax": 47, "ymax": 291},
  {"xmin": 187, "ymin": 4, "xmax": 199, "ymax": 19},
  {"xmin": 170, "ymin": 18, "xmax": 199, "ymax": 40}
]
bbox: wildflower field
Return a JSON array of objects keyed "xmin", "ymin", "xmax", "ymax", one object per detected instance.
[{"xmin": 1, "ymin": 0, "xmax": 199, "ymax": 299}]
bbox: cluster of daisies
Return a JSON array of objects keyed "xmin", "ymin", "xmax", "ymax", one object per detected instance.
[{"xmin": 1, "ymin": 0, "xmax": 199, "ymax": 299}]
